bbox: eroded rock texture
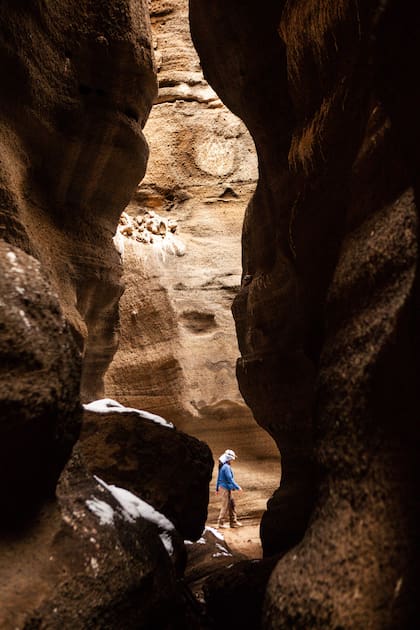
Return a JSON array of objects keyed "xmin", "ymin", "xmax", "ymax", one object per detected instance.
[
  {"xmin": 0, "ymin": 452, "xmax": 188, "ymax": 629},
  {"xmin": 0, "ymin": 242, "xmax": 81, "ymax": 520},
  {"xmin": 80, "ymin": 407, "xmax": 213, "ymax": 541},
  {"xmin": 0, "ymin": 0, "xmax": 157, "ymax": 401},
  {"xmin": 190, "ymin": 0, "xmax": 420, "ymax": 627},
  {"xmin": 104, "ymin": 0, "xmax": 279, "ymax": 523}
]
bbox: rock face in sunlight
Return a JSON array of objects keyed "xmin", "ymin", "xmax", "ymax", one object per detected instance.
[
  {"xmin": 104, "ymin": 0, "xmax": 259, "ymax": 426},
  {"xmin": 0, "ymin": 0, "xmax": 157, "ymax": 401},
  {"xmin": 190, "ymin": 0, "xmax": 419, "ymax": 627}
]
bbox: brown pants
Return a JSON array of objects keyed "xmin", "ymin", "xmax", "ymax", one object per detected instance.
[{"xmin": 217, "ymin": 488, "xmax": 238, "ymax": 525}]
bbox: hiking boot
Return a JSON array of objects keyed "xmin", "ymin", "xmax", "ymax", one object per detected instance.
[
  {"xmin": 230, "ymin": 521, "xmax": 243, "ymax": 528},
  {"xmin": 217, "ymin": 523, "xmax": 228, "ymax": 528}
]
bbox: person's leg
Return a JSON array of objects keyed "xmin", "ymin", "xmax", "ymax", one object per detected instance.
[
  {"xmin": 217, "ymin": 488, "xmax": 230, "ymax": 527},
  {"xmin": 229, "ymin": 493, "xmax": 242, "ymax": 527}
]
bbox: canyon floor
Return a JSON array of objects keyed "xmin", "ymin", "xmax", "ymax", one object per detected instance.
[
  {"xmin": 211, "ymin": 523, "xmax": 263, "ymax": 559},
  {"xmin": 205, "ymin": 458, "xmax": 280, "ymax": 558}
]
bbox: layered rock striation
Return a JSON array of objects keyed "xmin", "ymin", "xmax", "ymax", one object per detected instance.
[
  {"xmin": 104, "ymin": 0, "xmax": 279, "ymax": 525},
  {"xmin": 0, "ymin": 2, "xmax": 214, "ymax": 627},
  {"xmin": 0, "ymin": 0, "xmax": 157, "ymax": 401},
  {"xmin": 190, "ymin": 0, "xmax": 420, "ymax": 627},
  {"xmin": 105, "ymin": 0, "xmax": 259, "ymax": 425}
]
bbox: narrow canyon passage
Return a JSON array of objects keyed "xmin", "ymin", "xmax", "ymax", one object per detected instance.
[
  {"xmin": 103, "ymin": 0, "xmax": 280, "ymax": 554},
  {"xmin": 1, "ymin": 0, "xmax": 419, "ymax": 628}
]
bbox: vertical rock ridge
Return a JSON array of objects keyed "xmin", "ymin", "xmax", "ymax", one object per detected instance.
[{"xmin": 190, "ymin": 0, "xmax": 420, "ymax": 625}]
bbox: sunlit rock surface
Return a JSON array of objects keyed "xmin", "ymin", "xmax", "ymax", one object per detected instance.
[
  {"xmin": 104, "ymin": 0, "xmax": 279, "ymax": 526},
  {"xmin": 190, "ymin": 0, "xmax": 420, "ymax": 627},
  {"xmin": 105, "ymin": 0, "xmax": 258, "ymax": 421},
  {"xmin": 0, "ymin": 0, "xmax": 157, "ymax": 402}
]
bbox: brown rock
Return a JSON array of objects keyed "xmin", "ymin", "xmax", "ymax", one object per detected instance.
[
  {"xmin": 0, "ymin": 242, "xmax": 82, "ymax": 520},
  {"xmin": 190, "ymin": 0, "xmax": 420, "ymax": 627},
  {"xmin": 0, "ymin": 451, "xmax": 188, "ymax": 629},
  {"xmin": 80, "ymin": 404, "xmax": 214, "ymax": 541},
  {"xmin": 0, "ymin": 0, "xmax": 157, "ymax": 401}
]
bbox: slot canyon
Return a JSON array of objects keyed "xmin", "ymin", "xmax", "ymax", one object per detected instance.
[{"xmin": 0, "ymin": 0, "xmax": 418, "ymax": 628}]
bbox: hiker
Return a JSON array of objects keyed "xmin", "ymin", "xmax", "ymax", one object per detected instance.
[{"xmin": 216, "ymin": 449, "xmax": 242, "ymax": 528}]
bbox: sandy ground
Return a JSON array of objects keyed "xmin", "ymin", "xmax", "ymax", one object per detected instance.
[
  {"xmin": 214, "ymin": 522, "xmax": 263, "ymax": 558},
  {"xmin": 205, "ymin": 459, "xmax": 280, "ymax": 559}
]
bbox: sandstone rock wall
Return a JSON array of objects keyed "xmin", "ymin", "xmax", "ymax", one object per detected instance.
[
  {"xmin": 104, "ymin": 0, "xmax": 279, "ymax": 509},
  {"xmin": 190, "ymin": 0, "xmax": 420, "ymax": 627},
  {"xmin": 0, "ymin": 3, "xmax": 213, "ymax": 627},
  {"xmin": 0, "ymin": 0, "xmax": 157, "ymax": 402}
]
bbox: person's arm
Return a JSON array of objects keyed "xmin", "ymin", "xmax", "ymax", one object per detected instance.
[
  {"xmin": 224, "ymin": 465, "xmax": 241, "ymax": 491},
  {"xmin": 216, "ymin": 467, "xmax": 221, "ymax": 492}
]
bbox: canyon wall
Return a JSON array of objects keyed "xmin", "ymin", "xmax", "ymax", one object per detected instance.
[
  {"xmin": 104, "ymin": 0, "xmax": 279, "ymax": 521},
  {"xmin": 0, "ymin": 0, "xmax": 157, "ymax": 402},
  {"xmin": 190, "ymin": 0, "xmax": 419, "ymax": 627},
  {"xmin": 0, "ymin": 2, "xmax": 212, "ymax": 627},
  {"xmin": 2, "ymin": 0, "xmax": 419, "ymax": 626}
]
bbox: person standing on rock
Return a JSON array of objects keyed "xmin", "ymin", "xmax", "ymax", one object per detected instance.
[{"xmin": 216, "ymin": 449, "xmax": 242, "ymax": 528}]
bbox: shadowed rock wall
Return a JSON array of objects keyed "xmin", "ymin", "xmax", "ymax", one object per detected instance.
[
  {"xmin": 0, "ymin": 2, "xmax": 215, "ymax": 627},
  {"xmin": 190, "ymin": 0, "xmax": 420, "ymax": 627}
]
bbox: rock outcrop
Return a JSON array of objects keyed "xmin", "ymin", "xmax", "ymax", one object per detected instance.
[
  {"xmin": 104, "ymin": 0, "xmax": 279, "ymax": 527},
  {"xmin": 0, "ymin": 0, "xmax": 157, "ymax": 401},
  {"xmin": 0, "ymin": 452, "xmax": 189, "ymax": 629},
  {"xmin": 80, "ymin": 401, "xmax": 213, "ymax": 541},
  {"xmin": 0, "ymin": 242, "xmax": 82, "ymax": 521},
  {"xmin": 190, "ymin": 0, "xmax": 420, "ymax": 627}
]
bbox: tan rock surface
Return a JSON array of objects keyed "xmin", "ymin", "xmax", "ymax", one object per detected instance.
[
  {"xmin": 0, "ymin": 0, "xmax": 157, "ymax": 402},
  {"xmin": 104, "ymin": 0, "xmax": 279, "ymax": 523}
]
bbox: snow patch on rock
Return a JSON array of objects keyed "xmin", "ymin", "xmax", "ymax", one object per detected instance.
[
  {"xmin": 86, "ymin": 498, "xmax": 115, "ymax": 525},
  {"xmin": 83, "ymin": 398, "xmax": 174, "ymax": 429},
  {"xmin": 93, "ymin": 476, "xmax": 175, "ymax": 556}
]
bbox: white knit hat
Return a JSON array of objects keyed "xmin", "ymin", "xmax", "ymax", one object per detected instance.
[{"xmin": 219, "ymin": 449, "xmax": 237, "ymax": 463}]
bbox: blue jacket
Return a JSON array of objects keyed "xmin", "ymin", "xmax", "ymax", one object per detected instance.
[{"xmin": 216, "ymin": 462, "xmax": 241, "ymax": 491}]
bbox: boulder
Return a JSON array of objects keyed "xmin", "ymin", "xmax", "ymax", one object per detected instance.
[
  {"xmin": 0, "ymin": 241, "xmax": 82, "ymax": 521},
  {"xmin": 0, "ymin": 451, "xmax": 190, "ymax": 629},
  {"xmin": 80, "ymin": 400, "xmax": 214, "ymax": 541}
]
